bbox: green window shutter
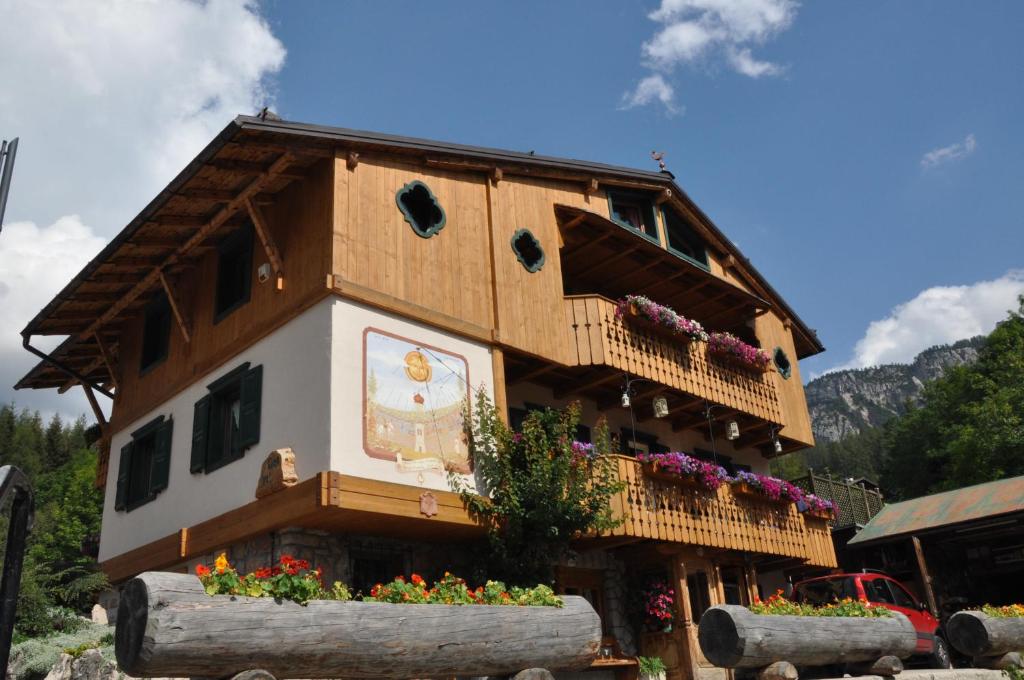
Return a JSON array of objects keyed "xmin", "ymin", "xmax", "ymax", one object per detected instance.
[
  {"xmin": 238, "ymin": 364, "xmax": 263, "ymax": 451},
  {"xmin": 191, "ymin": 395, "xmax": 211, "ymax": 473},
  {"xmin": 114, "ymin": 442, "xmax": 133, "ymax": 511},
  {"xmin": 151, "ymin": 418, "xmax": 174, "ymax": 493}
]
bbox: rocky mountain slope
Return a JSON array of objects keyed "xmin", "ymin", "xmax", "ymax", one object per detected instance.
[{"xmin": 806, "ymin": 336, "xmax": 985, "ymax": 442}]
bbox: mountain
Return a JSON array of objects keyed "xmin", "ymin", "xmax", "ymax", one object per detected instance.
[{"xmin": 805, "ymin": 337, "xmax": 985, "ymax": 442}]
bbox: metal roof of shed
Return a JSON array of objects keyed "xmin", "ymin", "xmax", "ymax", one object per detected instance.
[{"xmin": 847, "ymin": 475, "xmax": 1024, "ymax": 546}]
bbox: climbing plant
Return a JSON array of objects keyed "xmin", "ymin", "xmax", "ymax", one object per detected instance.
[{"xmin": 452, "ymin": 390, "xmax": 625, "ymax": 586}]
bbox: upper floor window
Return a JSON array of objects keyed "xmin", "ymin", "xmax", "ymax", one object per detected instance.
[
  {"xmin": 774, "ymin": 347, "xmax": 792, "ymax": 379},
  {"xmin": 191, "ymin": 362, "xmax": 263, "ymax": 474},
  {"xmin": 115, "ymin": 415, "xmax": 173, "ymax": 512},
  {"xmin": 396, "ymin": 180, "xmax": 446, "ymax": 238},
  {"xmin": 214, "ymin": 225, "xmax": 254, "ymax": 322},
  {"xmin": 663, "ymin": 208, "xmax": 709, "ymax": 269},
  {"xmin": 608, "ymin": 191, "xmax": 658, "ymax": 241},
  {"xmin": 140, "ymin": 292, "xmax": 171, "ymax": 373}
]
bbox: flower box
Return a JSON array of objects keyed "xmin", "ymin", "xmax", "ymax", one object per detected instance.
[
  {"xmin": 641, "ymin": 462, "xmax": 702, "ymax": 488},
  {"xmin": 706, "ymin": 332, "xmax": 772, "ymax": 373},
  {"xmin": 623, "ymin": 305, "xmax": 695, "ymax": 344},
  {"xmin": 707, "ymin": 348, "xmax": 772, "ymax": 373},
  {"xmin": 731, "ymin": 481, "xmax": 792, "ymax": 505},
  {"xmin": 116, "ymin": 572, "xmax": 602, "ymax": 680},
  {"xmin": 614, "ymin": 296, "xmax": 708, "ymax": 344}
]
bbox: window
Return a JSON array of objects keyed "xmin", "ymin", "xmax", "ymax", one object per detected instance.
[
  {"xmin": 214, "ymin": 225, "xmax": 254, "ymax": 322},
  {"xmin": 396, "ymin": 180, "xmax": 446, "ymax": 238},
  {"xmin": 115, "ymin": 415, "xmax": 173, "ymax": 512},
  {"xmin": 608, "ymin": 191, "xmax": 658, "ymax": 241},
  {"xmin": 774, "ymin": 347, "xmax": 792, "ymax": 379},
  {"xmin": 863, "ymin": 579, "xmax": 895, "ymax": 605},
  {"xmin": 620, "ymin": 429, "xmax": 668, "ymax": 456},
  {"xmin": 663, "ymin": 208, "xmax": 709, "ymax": 269},
  {"xmin": 139, "ymin": 292, "xmax": 171, "ymax": 373},
  {"xmin": 795, "ymin": 577, "xmax": 858, "ymax": 605},
  {"xmin": 191, "ymin": 362, "xmax": 263, "ymax": 474},
  {"xmin": 886, "ymin": 581, "xmax": 918, "ymax": 609},
  {"xmin": 687, "ymin": 570, "xmax": 712, "ymax": 623},
  {"xmin": 510, "ymin": 228, "xmax": 545, "ymax": 272}
]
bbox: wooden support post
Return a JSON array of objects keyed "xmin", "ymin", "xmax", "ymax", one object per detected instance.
[
  {"xmin": 245, "ymin": 198, "xmax": 284, "ymax": 290},
  {"xmin": 81, "ymin": 385, "xmax": 108, "ymax": 432},
  {"xmin": 158, "ymin": 270, "xmax": 191, "ymax": 344},
  {"xmin": 93, "ymin": 332, "xmax": 118, "ymax": 391},
  {"xmin": 910, "ymin": 536, "xmax": 938, "ymax": 617},
  {"xmin": 492, "ymin": 348, "xmax": 509, "ymax": 426}
]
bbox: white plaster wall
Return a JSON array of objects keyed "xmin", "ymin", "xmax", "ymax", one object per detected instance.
[
  {"xmin": 507, "ymin": 382, "xmax": 771, "ymax": 474},
  {"xmin": 99, "ymin": 299, "xmax": 334, "ymax": 561},
  {"xmin": 329, "ymin": 298, "xmax": 492, "ymax": 493}
]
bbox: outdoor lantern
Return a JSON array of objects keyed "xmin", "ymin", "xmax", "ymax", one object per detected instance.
[
  {"xmin": 652, "ymin": 396, "xmax": 669, "ymax": 418},
  {"xmin": 774, "ymin": 438, "xmax": 783, "ymax": 454},
  {"xmin": 621, "ymin": 391, "xmax": 631, "ymax": 408},
  {"xmin": 725, "ymin": 420, "xmax": 740, "ymax": 440}
]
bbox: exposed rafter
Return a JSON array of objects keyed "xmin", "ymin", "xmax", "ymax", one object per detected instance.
[
  {"xmin": 159, "ymin": 270, "xmax": 191, "ymax": 344},
  {"xmin": 245, "ymin": 197, "xmax": 284, "ymax": 290}
]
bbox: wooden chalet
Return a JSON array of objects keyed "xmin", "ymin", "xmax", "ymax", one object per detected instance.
[{"xmin": 17, "ymin": 115, "xmax": 832, "ymax": 680}]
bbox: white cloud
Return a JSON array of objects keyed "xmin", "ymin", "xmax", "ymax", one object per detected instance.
[
  {"xmin": 624, "ymin": 0, "xmax": 797, "ymax": 111},
  {"xmin": 620, "ymin": 75, "xmax": 681, "ymax": 115},
  {"xmin": 920, "ymin": 133, "xmax": 977, "ymax": 169},
  {"xmin": 0, "ymin": 0, "xmax": 285, "ymax": 419},
  {"xmin": 830, "ymin": 271, "xmax": 1024, "ymax": 371}
]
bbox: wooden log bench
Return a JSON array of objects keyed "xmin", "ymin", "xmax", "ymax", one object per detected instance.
[
  {"xmin": 697, "ymin": 605, "xmax": 917, "ymax": 680},
  {"xmin": 115, "ymin": 572, "xmax": 601, "ymax": 680},
  {"xmin": 946, "ymin": 610, "xmax": 1024, "ymax": 670}
]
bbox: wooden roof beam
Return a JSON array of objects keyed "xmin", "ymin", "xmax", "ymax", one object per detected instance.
[
  {"xmin": 553, "ymin": 371, "xmax": 620, "ymax": 399},
  {"xmin": 94, "ymin": 332, "xmax": 119, "ymax": 392},
  {"xmin": 76, "ymin": 152, "xmax": 296, "ymax": 342},
  {"xmin": 245, "ymin": 198, "xmax": 284, "ymax": 291},
  {"xmin": 572, "ymin": 244, "xmax": 641, "ymax": 279},
  {"xmin": 207, "ymin": 158, "xmax": 306, "ymax": 180},
  {"xmin": 158, "ymin": 270, "xmax": 191, "ymax": 344}
]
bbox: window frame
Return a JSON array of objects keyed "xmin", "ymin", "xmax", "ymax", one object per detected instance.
[
  {"xmin": 607, "ymin": 190, "xmax": 660, "ymax": 244},
  {"xmin": 661, "ymin": 206, "xmax": 710, "ymax": 271},
  {"xmin": 510, "ymin": 228, "xmax": 545, "ymax": 273},
  {"xmin": 190, "ymin": 362, "xmax": 263, "ymax": 475},
  {"xmin": 115, "ymin": 414, "xmax": 173, "ymax": 512},
  {"xmin": 773, "ymin": 347, "xmax": 793, "ymax": 379},
  {"xmin": 396, "ymin": 180, "xmax": 446, "ymax": 238},
  {"xmin": 213, "ymin": 225, "xmax": 254, "ymax": 324},
  {"xmin": 139, "ymin": 292, "xmax": 172, "ymax": 375}
]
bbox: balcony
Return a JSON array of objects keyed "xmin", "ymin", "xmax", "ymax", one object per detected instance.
[
  {"xmin": 565, "ymin": 295, "xmax": 783, "ymax": 427},
  {"xmin": 603, "ymin": 456, "xmax": 837, "ymax": 568}
]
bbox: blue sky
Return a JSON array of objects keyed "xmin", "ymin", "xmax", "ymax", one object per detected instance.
[{"xmin": 1, "ymin": 0, "xmax": 1022, "ymax": 418}]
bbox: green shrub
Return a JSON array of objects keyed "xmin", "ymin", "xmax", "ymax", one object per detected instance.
[
  {"xmin": 638, "ymin": 656, "xmax": 666, "ymax": 676},
  {"xmin": 8, "ymin": 621, "xmax": 112, "ymax": 680}
]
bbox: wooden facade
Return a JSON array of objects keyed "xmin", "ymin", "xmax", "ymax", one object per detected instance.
[{"xmin": 17, "ymin": 116, "xmax": 832, "ymax": 680}]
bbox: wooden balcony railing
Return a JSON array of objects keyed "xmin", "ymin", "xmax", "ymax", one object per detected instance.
[
  {"xmin": 565, "ymin": 295, "xmax": 783, "ymax": 425},
  {"xmin": 604, "ymin": 456, "xmax": 837, "ymax": 568}
]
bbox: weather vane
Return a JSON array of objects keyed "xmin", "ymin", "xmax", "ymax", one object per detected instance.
[{"xmin": 650, "ymin": 150, "xmax": 667, "ymax": 172}]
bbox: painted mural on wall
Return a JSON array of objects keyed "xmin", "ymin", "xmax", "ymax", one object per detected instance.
[{"xmin": 363, "ymin": 328, "xmax": 471, "ymax": 476}]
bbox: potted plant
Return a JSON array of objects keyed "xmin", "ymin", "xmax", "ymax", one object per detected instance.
[
  {"xmin": 638, "ymin": 656, "xmax": 667, "ymax": 680},
  {"xmin": 642, "ymin": 581, "xmax": 676, "ymax": 633},
  {"xmin": 706, "ymin": 332, "xmax": 772, "ymax": 372},
  {"xmin": 615, "ymin": 295, "xmax": 708, "ymax": 343},
  {"xmin": 799, "ymin": 493, "xmax": 837, "ymax": 521},
  {"xmin": 730, "ymin": 471, "xmax": 802, "ymax": 505}
]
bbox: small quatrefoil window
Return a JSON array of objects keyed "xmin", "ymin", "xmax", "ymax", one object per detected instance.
[
  {"xmin": 396, "ymin": 180, "xmax": 446, "ymax": 238},
  {"xmin": 774, "ymin": 347, "xmax": 792, "ymax": 379},
  {"xmin": 511, "ymin": 229, "xmax": 545, "ymax": 273}
]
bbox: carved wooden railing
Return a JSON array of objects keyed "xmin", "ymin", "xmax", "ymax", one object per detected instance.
[
  {"xmin": 565, "ymin": 295, "xmax": 783, "ymax": 424},
  {"xmin": 604, "ymin": 456, "xmax": 837, "ymax": 568}
]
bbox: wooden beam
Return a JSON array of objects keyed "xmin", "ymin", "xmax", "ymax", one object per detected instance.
[
  {"xmin": 346, "ymin": 151, "xmax": 359, "ymax": 170},
  {"xmin": 490, "ymin": 167, "xmax": 503, "ymax": 185},
  {"xmin": 553, "ymin": 371, "xmax": 619, "ymax": 399},
  {"xmin": 583, "ymin": 178, "xmax": 599, "ymax": 196},
  {"xmin": 93, "ymin": 332, "xmax": 119, "ymax": 391},
  {"xmin": 245, "ymin": 197, "xmax": 284, "ymax": 290},
  {"xmin": 507, "ymin": 363, "xmax": 558, "ymax": 385},
  {"xmin": 572, "ymin": 244, "xmax": 640, "ymax": 279},
  {"xmin": 177, "ymin": 188, "xmax": 236, "ymax": 202},
  {"xmin": 208, "ymin": 157, "xmax": 305, "ymax": 180},
  {"xmin": 492, "ymin": 348, "xmax": 508, "ymax": 426},
  {"xmin": 76, "ymin": 153, "xmax": 295, "ymax": 342},
  {"xmin": 148, "ymin": 214, "xmax": 209, "ymax": 227},
  {"xmin": 158, "ymin": 270, "xmax": 191, "ymax": 344},
  {"xmin": 82, "ymin": 384, "xmax": 108, "ymax": 432},
  {"xmin": 911, "ymin": 536, "xmax": 939, "ymax": 617},
  {"xmin": 560, "ymin": 213, "xmax": 587, "ymax": 231},
  {"xmin": 655, "ymin": 188, "xmax": 672, "ymax": 205},
  {"xmin": 68, "ymin": 292, "xmax": 122, "ymax": 303}
]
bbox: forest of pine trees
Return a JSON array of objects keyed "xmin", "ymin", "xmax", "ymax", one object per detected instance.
[{"xmin": 0, "ymin": 406, "xmax": 107, "ymax": 640}]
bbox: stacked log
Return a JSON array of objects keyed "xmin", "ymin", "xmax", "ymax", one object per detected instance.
[
  {"xmin": 115, "ymin": 572, "xmax": 601, "ymax": 680},
  {"xmin": 947, "ymin": 611, "xmax": 1024, "ymax": 669},
  {"xmin": 697, "ymin": 605, "xmax": 916, "ymax": 678}
]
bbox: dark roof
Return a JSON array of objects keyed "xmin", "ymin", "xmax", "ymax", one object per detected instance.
[
  {"xmin": 18, "ymin": 114, "xmax": 824, "ymax": 390},
  {"xmin": 847, "ymin": 476, "xmax": 1024, "ymax": 546}
]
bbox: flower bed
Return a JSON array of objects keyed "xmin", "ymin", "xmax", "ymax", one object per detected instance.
[
  {"xmin": 981, "ymin": 604, "xmax": 1024, "ymax": 618},
  {"xmin": 615, "ymin": 295, "xmax": 708, "ymax": 342},
  {"xmin": 750, "ymin": 590, "xmax": 891, "ymax": 618},
  {"xmin": 195, "ymin": 554, "xmax": 561, "ymax": 607},
  {"xmin": 636, "ymin": 451, "xmax": 730, "ymax": 491},
  {"xmin": 706, "ymin": 332, "xmax": 771, "ymax": 372},
  {"xmin": 801, "ymin": 493, "xmax": 838, "ymax": 520}
]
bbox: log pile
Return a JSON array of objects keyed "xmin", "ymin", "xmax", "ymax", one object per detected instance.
[
  {"xmin": 697, "ymin": 605, "xmax": 917, "ymax": 680},
  {"xmin": 115, "ymin": 572, "xmax": 601, "ymax": 680}
]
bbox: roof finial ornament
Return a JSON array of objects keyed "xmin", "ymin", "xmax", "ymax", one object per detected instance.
[
  {"xmin": 651, "ymin": 150, "xmax": 667, "ymax": 172},
  {"xmin": 257, "ymin": 106, "xmax": 281, "ymax": 122}
]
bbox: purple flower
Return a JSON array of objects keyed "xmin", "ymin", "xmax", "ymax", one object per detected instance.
[
  {"xmin": 638, "ymin": 451, "xmax": 730, "ymax": 490},
  {"xmin": 707, "ymin": 332, "xmax": 771, "ymax": 370},
  {"xmin": 615, "ymin": 295, "xmax": 709, "ymax": 342}
]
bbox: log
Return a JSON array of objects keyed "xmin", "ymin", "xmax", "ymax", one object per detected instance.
[
  {"xmin": 115, "ymin": 572, "xmax": 600, "ymax": 679},
  {"xmin": 947, "ymin": 611, "xmax": 1024, "ymax": 658},
  {"xmin": 846, "ymin": 655, "xmax": 904, "ymax": 677},
  {"xmin": 697, "ymin": 605, "xmax": 917, "ymax": 669},
  {"xmin": 972, "ymin": 652, "xmax": 1022, "ymax": 671}
]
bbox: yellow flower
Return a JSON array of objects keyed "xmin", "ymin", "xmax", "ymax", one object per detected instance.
[{"xmin": 215, "ymin": 553, "xmax": 229, "ymax": 574}]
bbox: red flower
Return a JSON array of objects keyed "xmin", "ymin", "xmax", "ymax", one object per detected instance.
[
  {"xmin": 254, "ymin": 567, "xmax": 272, "ymax": 579},
  {"xmin": 295, "ymin": 559, "xmax": 310, "ymax": 571},
  {"xmin": 370, "ymin": 584, "xmax": 381, "ymax": 597},
  {"xmin": 411, "ymin": 573, "xmax": 425, "ymax": 586},
  {"xmin": 280, "ymin": 554, "xmax": 294, "ymax": 565},
  {"xmin": 195, "ymin": 564, "xmax": 210, "ymax": 577},
  {"xmin": 395, "ymin": 575, "xmax": 406, "ymax": 583}
]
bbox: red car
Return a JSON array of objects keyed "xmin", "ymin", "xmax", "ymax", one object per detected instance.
[{"xmin": 793, "ymin": 572, "xmax": 952, "ymax": 669}]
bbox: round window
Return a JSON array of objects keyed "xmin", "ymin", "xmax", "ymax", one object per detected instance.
[{"xmin": 773, "ymin": 347, "xmax": 792, "ymax": 379}]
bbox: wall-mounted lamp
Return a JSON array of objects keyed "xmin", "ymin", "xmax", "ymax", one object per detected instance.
[
  {"xmin": 621, "ymin": 391, "xmax": 631, "ymax": 408},
  {"xmin": 725, "ymin": 420, "xmax": 740, "ymax": 440},
  {"xmin": 774, "ymin": 438, "xmax": 784, "ymax": 454},
  {"xmin": 652, "ymin": 396, "xmax": 669, "ymax": 419}
]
